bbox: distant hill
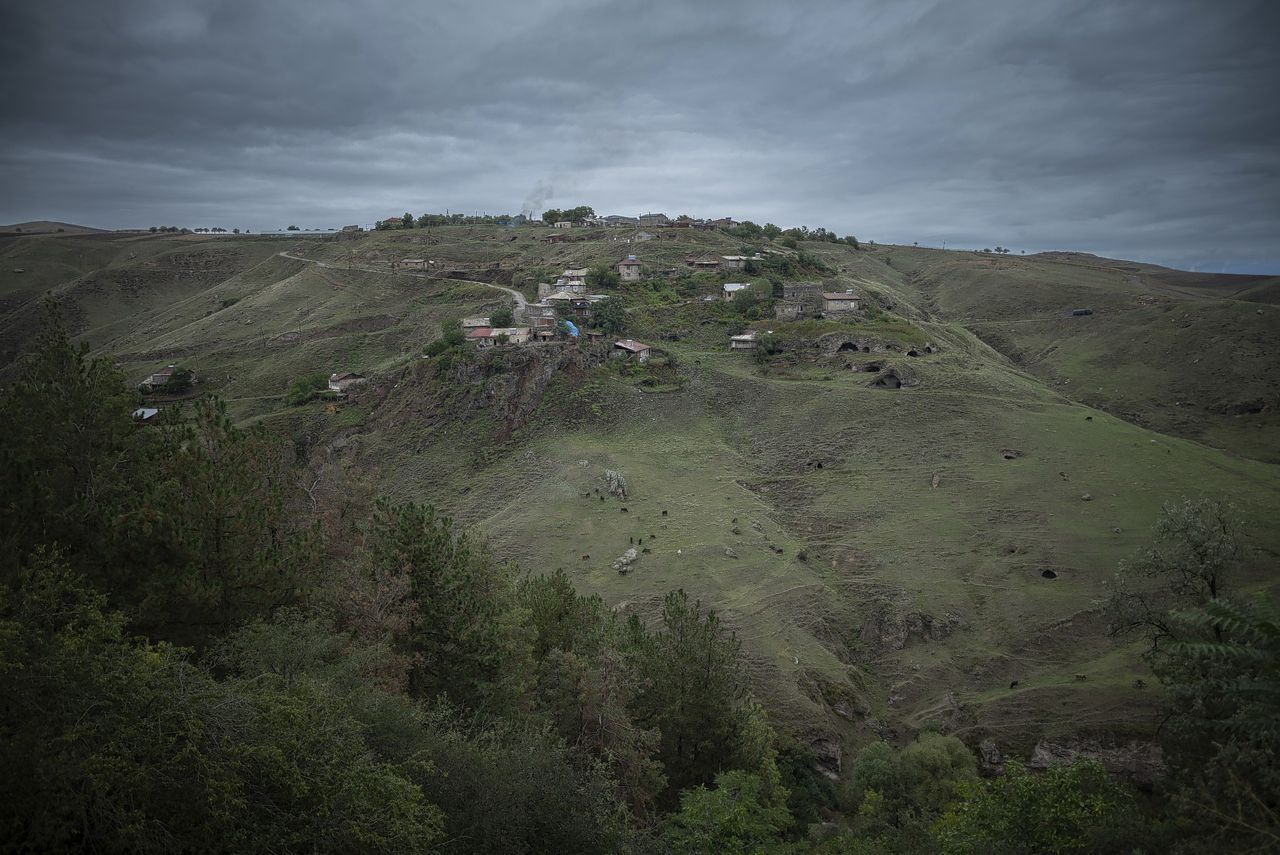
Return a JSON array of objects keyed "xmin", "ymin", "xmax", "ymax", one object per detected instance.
[
  {"xmin": 0, "ymin": 220, "xmax": 108, "ymax": 235},
  {"xmin": 1, "ymin": 225, "xmax": 1278, "ymax": 769}
]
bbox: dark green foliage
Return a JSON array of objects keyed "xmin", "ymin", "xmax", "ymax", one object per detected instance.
[
  {"xmin": 934, "ymin": 760, "xmax": 1142, "ymax": 855},
  {"xmin": 0, "ymin": 555, "xmax": 443, "ymax": 853},
  {"xmin": 125, "ymin": 397, "xmax": 319, "ymax": 645},
  {"xmin": 285, "ymin": 371, "xmax": 329, "ymax": 405},
  {"xmin": 541, "ymin": 205, "xmax": 594, "ymax": 224},
  {"xmin": 628, "ymin": 590, "xmax": 753, "ymax": 801},
  {"xmin": 415, "ymin": 717, "xmax": 635, "ymax": 854},
  {"xmin": 1106, "ymin": 496, "xmax": 1241, "ymax": 653},
  {"xmin": 162, "ymin": 367, "xmax": 194, "ymax": 393},
  {"xmin": 520, "ymin": 570, "xmax": 667, "ymax": 815},
  {"xmin": 594, "ymin": 295, "xmax": 627, "ymax": 333},
  {"xmin": 778, "ymin": 743, "xmax": 837, "ymax": 827},
  {"xmin": 0, "ymin": 304, "xmax": 141, "ymax": 587},
  {"xmin": 665, "ymin": 767, "xmax": 792, "ymax": 854},
  {"xmin": 587, "ymin": 263, "xmax": 621, "ymax": 290},
  {"xmin": 361, "ymin": 499, "xmax": 530, "ymax": 712},
  {"xmin": 1158, "ymin": 596, "xmax": 1280, "ymax": 850},
  {"xmin": 490, "ymin": 303, "xmax": 515, "ymax": 327}
]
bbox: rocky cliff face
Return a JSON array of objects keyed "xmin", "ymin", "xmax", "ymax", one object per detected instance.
[{"xmin": 372, "ymin": 342, "xmax": 606, "ymax": 441}]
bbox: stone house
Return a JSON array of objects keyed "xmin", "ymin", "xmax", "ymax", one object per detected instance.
[
  {"xmin": 467, "ymin": 327, "xmax": 531, "ymax": 348},
  {"xmin": 723, "ymin": 283, "xmax": 750, "ymax": 301},
  {"xmin": 613, "ymin": 339, "xmax": 653, "ymax": 361},
  {"xmin": 823, "ymin": 290, "xmax": 861, "ymax": 313},
  {"xmin": 730, "ymin": 332, "xmax": 759, "ymax": 351},
  {"xmin": 328, "ymin": 372, "xmax": 367, "ymax": 393},
  {"xmin": 617, "ymin": 255, "xmax": 642, "ymax": 281}
]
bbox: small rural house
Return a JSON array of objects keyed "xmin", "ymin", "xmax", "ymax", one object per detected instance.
[
  {"xmin": 329, "ymin": 372, "xmax": 367, "ymax": 393},
  {"xmin": 553, "ymin": 220, "xmax": 574, "ymax": 229},
  {"xmin": 730, "ymin": 332, "xmax": 759, "ymax": 351},
  {"xmin": 142, "ymin": 369, "xmax": 174, "ymax": 389},
  {"xmin": 639, "ymin": 213, "xmax": 670, "ymax": 227},
  {"xmin": 467, "ymin": 327, "xmax": 531, "ymax": 348},
  {"xmin": 526, "ymin": 305, "xmax": 558, "ymax": 331},
  {"xmin": 397, "ymin": 258, "xmax": 427, "ymax": 269},
  {"xmin": 604, "ymin": 215, "xmax": 639, "ymax": 227},
  {"xmin": 141, "ymin": 364, "xmax": 195, "ymax": 392},
  {"xmin": 545, "ymin": 232, "xmax": 569, "ymax": 244},
  {"xmin": 774, "ymin": 301, "xmax": 804, "ymax": 321},
  {"xmin": 613, "ymin": 339, "xmax": 653, "ymax": 362},
  {"xmin": 341, "ymin": 224, "xmax": 362, "ymax": 232},
  {"xmin": 823, "ymin": 290, "xmax": 861, "ymax": 313},
  {"xmin": 685, "ymin": 255, "xmax": 720, "ymax": 270},
  {"xmin": 617, "ymin": 255, "xmax": 642, "ymax": 281},
  {"xmin": 723, "ymin": 283, "xmax": 749, "ymax": 301},
  {"xmin": 720, "ymin": 255, "xmax": 749, "ymax": 271},
  {"xmin": 561, "ymin": 267, "xmax": 589, "ymax": 286},
  {"xmin": 461, "ymin": 316, "xmax": 491, "ymax": 330},
  {"xmin": 133, "ymin": 407, "xmax": 159, "ymax": 423}
]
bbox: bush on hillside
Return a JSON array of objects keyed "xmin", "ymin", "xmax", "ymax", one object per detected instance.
[{"xmin": 285, "ymin": 372, "xmax": 329, "ymax": 405}]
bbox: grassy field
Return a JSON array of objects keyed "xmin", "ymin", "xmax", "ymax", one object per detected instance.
[{"xmin": 3, "ymin": 225, "xmax": 1277, "ymax": 761}]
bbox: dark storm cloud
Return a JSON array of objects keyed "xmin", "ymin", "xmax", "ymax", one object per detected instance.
[{"xmin": 2, "ymin": 0, "xmax": 1276, "ymax": 271}]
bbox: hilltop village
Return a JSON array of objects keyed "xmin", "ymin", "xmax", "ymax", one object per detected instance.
[{"xmin": 132, "ymin": 208, "xmax": 924, "ymax": 409}]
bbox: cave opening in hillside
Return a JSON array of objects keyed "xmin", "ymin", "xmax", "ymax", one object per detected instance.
[
  {"xmin": 871, "ymin": 372, "xmax": 902, "ymax": 389},
  {"xmin": 1041, "ymin": 569, "xmax": 1058, "ymax": 579},
  {"xmin": 838, "ymin": 341, "xmax": 858, "ymax": 352}
]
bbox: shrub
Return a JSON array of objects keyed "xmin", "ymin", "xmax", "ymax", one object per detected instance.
[{"xmin": 285, "ymin": 372, "xmax": 329, "ymax": 405}]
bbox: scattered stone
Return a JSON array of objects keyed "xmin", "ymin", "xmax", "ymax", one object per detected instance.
[
  {"xmin": 662, "ymin": 509, "xmax": 668, "ymax": 516},
  {"xmin": 612, "ymin": 547, "xmax": 638, "ymax": 574},
  {"xmin": 1074, "ymin": 673, "xmax": 1087, "ymax": 681},
  {"xmin": 1080, "ymin": 493, "xmax": 1093, "ymax": 501},
  {"xmin": 731, "ymin": 526, "xmax": 741, "ymax": 535},
  {"xmin": 1001, "ymin": 448, "xmax": 1022, "ymax": 460},
  {"xmin": 724, "ymin": 547, "xmax": 739, "ymax": 559},
  {"xmin": 620, "ymin": 507, "xmax": 628, "ymax": 513},
  {"xmin": 603, "ymin": 469, "xmax": 629, "ymax": 500},
  {"xmin": 1133, "ymin": 678, "xmax": 1146, "ymax": 689},
  {"xmin": 1113, "ymin": 527, "xmax": 1122, "ymax": 534},
  {"xmin": 931, "ymin": 472, "xmax": 940, "ymax": 488}
]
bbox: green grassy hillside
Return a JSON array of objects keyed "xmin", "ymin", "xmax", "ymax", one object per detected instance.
[{"xmin": 2, "ymin": 225, "xmax": 1276, "ymax": 764}]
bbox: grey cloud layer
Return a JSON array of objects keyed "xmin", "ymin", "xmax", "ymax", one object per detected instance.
[{"xmin": 1, "ymin": 0, "xmax": 1276, "ymax": 271}]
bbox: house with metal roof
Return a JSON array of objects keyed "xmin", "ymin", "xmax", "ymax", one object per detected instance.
[
  {"xmin": 723, "ymin": 282, "xmax": 750, "ymax": 301},
  {"xmin": 613, "ymin": 339, "xmax": 653, "ymax": 361}
]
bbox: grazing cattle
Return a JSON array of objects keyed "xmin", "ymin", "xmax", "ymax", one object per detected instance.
[
  {"xmin": 1010, "ymin": 680, "xmax": 1020, "ymax": 689},
  {"xmin": 1074, "ymin": 673, "xmax": 1087, "ymax": 681},
  {"xmin": 581, "ymin": 554, "xmax": 590, "ymax": 561}
]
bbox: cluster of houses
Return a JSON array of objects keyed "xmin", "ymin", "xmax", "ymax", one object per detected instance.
[
  {"xmin": 683, "ymin": 253, "xmax": 764, "ymax": 272},
  {"xmin": 549, "ymin": 213, "xmax": 737, "ymax": 230}
]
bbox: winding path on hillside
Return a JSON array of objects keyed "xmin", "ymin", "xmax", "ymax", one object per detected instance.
[{"xmin": 277, "ymin": 250, "xmax": 527, "ymax": 320}]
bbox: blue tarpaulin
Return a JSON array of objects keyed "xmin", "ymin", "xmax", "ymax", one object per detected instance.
[{"xmin": 564, "ymin": 320, "xmax": 580, "ymax": 337}]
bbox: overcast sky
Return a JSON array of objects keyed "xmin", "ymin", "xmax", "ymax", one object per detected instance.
[{"xmin": 2, "ymin": 0, "xmax": 1276, "ymax": 272}]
